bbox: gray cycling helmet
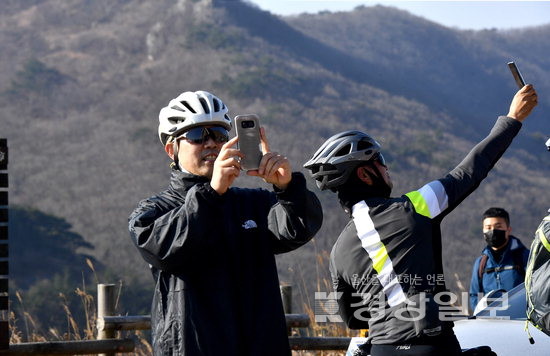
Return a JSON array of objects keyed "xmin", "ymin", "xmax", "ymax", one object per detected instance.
[{"xmin": 303, "ymin": 130, "xmax": 382, "ymax": 191}]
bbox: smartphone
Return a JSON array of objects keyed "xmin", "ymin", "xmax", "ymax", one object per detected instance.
[
  {"xmin": 507, "ymin": 61, "xmax": 526, "ymax": 89},
  {"xmin": 235, "ymin": 114, "xmax": 263, "ymax": 171}
]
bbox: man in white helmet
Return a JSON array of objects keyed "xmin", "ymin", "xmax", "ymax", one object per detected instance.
[{"xmin": 129, "ymin": 90, "xmax": 322, "ymax": 356}]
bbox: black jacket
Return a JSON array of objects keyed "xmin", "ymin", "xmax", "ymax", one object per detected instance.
[
  {"xmin": 330, "ymin": 116, "xmax": 522, "ymax": 344},
  {"xmin": 129, "ymin": 170, "xmax": 322, "ymax": 356}
]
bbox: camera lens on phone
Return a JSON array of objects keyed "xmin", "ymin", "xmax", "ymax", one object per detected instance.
[{"xmin": 241, "ymin": 120, "xmax": 255, "ymax": 128}]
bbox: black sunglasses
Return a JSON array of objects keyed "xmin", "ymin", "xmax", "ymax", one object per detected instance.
[{"xmin": 178, "ymin": 126, "xmax": 229, "ymax": 145}]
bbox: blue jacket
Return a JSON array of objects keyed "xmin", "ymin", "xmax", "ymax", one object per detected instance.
[{"xmin": 469, "ymin": 236, "xmax": 529, "ymax": 310}]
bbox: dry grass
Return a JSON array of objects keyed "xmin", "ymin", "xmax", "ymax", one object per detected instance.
[
  {"xmin": 9, "ymin": 254, "xmax": 359, "ymax": 355},
  {"xmin": 290, "ymin": 246, "xmax": 364, "ymax": 356},
  {"xmin": 9, "ymin": 260, "xmax": 152, "ymax": 355}
]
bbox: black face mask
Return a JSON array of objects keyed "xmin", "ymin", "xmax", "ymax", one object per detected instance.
[{"xmin": 484, "ymin": 229, "xmax": 507, "ymax": 248}]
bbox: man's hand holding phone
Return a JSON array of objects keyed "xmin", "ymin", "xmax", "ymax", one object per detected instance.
[
  {"xmin": 211, "ymin": 119, "xmax": 292, "ymax": 194},
  {"xmin": 507, "ymin": 84, "xmax": 538, "ymax": 122},
  {"xmin": 506, "ymin": 61, "xmax": 537, "ymax": 122},
  {"xmin": 210, "ymin": 136, "xmax": 243, "ymax": 195},
  {"xmin": 247, "ymin": 127, "xmax": 292, "ymax": 190}
]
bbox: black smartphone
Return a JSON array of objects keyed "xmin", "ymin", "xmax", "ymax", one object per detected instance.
[
  {"xmin": 507, "ymin": 62, "xmax": 526, "ymax": 89},
  {"xmin": 235, "ymin": 114, "xmax": 263, "ymax": 171}
]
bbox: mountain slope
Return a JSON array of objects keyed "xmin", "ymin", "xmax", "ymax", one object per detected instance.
[{"xmin": 286, "ymin": 5, "xmax": 550, "ymax": 134}]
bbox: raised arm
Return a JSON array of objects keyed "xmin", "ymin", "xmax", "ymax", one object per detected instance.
[{"xmin": 419, "ymin": 85, "xmax": 537, "ymax": 218}]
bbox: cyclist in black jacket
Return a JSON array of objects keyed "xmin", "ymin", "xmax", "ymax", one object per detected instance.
[
  {"xmin": 304, "ymin": 85, "xmax": 537, "ymax": 356},
  {"xmin": 129, "ymin": 90, "xmax": 323, "ymax": 356}
]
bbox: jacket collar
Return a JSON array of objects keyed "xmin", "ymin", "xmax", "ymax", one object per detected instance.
[{"xmin": 168, "ymin": 168, "xmax": 210, "ymax": 194}]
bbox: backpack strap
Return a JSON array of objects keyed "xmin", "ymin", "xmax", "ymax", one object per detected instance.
[
  {"xmin": 511, "ymin": 246, "xmax": 526, "ymax": 277},
  {"xmin": 537, "ymin": 216, "xmax": 550, "ymax": 252},
  {"xmin": 478, "ymin": 254, "xmax": 489, "ymax": 290},
  {"xmin": 478, "ymin": 245, "xmax": 525, "ymax": 281}
]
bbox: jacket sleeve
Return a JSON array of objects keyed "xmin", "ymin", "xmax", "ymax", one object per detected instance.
[
  {"xmin": 128, "ymin": 182, "xmax": 225, "ymax": 273},
  {"xmin": 469, "ymin": 256, "xmax": 482, "ymax": 311},
  {"xmin": 330, "ymin": 257, "xmax": 370, "ymax": 329},
  {"xmin": 440, "ymin": 116, "xmax": 522, "ymax": 213},
  {"xmin": 403, "ymin": 117, "xmax": 522, "ymax": 221},
  {"xmin": 268, "ymin": 172, "xmax": 323, "ymax": 254}
]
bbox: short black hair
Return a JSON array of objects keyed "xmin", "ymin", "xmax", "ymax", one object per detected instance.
[{"xmin": 482, "ymin": 207, "xmax": 510, "ymax": 226}]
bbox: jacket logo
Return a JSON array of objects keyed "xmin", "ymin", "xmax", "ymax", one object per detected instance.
[{"xmin": 242, "ymin": 220, "xmax": 258, "ymax": 230}]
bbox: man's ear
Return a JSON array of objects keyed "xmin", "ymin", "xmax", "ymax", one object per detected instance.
[
  {"xmin": 356, "ymin": 166, "xmax": 374, "ymax": 185},
  {"xmin": 165, "ymin": 141, "xmax": 175, "ymax": 160}
]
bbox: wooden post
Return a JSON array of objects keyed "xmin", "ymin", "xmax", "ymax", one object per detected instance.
[
  {"xmin": 96, "ymin": 313, "xmax": 309, "ymax": 331},
  {"xmin": 280, "ymin": 284, "xmax": 292, "ymax": 314},
  {"xmin": 280, "ymin": 284, "xmax": 292, "ymax": 335},
  {"xmin": 288, "ymin": 336, "xmax": 351, "ymax": 350},
  {"xmin": 0, "ymin": 139, "xmax": 8, "ymax": 351},
  {"xmin": 2, "ymin": 339, "xmax": 135, "ymax": 355},
  {"xmin": 98, "ymin": 315, "xmax": 151, "ymax": 331},
  {"xmin": 97, "ymin": 284, "xmax": 116, "ymax": 356}
]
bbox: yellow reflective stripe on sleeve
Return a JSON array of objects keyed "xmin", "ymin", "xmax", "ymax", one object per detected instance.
[
  {"xmin": 405, "ymin": 190, "xmax": 431, "ymax": 218},
  {"xmin": 405, "ymin": 181, "xmax": 449, "ymax": 219}
]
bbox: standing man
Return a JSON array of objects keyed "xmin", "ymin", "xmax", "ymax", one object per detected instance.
[
  {"xmin": 469, "ymin": 207, "xmax": 530, "ymax": 311},
  {"xmin": 129, "ymin": 90, "xmax": 323, "ymax": 356},
  {"xmin": 303, "ymin": 85, "xmax": 537, "ymax": 355}
]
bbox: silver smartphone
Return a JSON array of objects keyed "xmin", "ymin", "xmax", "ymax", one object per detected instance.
[
  {"xmin": 235, "ymin": 114, "xmax": 263, "ymax": 171},
  {"xmin": 507, "ymin": 61, "xmax": 525, "ymax": 89}
]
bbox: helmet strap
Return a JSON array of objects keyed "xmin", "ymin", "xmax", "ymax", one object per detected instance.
[
  {"xmin": 172, "ymin": 139, "xmax": 180, "ymax": 168},
  {"xmin": 337, "ymin": 162, "xmax": 391, "ymax": 211},
  {"xmin": 367, "ymin": 163, "xmax": 392, "ymax": 198}
]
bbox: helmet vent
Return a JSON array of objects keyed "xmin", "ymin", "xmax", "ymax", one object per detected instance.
[
  {"xmin": 213, "ymin": 98, "xmax": 220, "ymax": 112},
  {"xmin": 171, "ymin": 105, "xmax": 185, "ymax": 112},
  {"xmin": 167, "ymin": 117, "xmax": 184, "ymax": 124},
  {"xmin": 335, "ymin": 144, "xmax": 351, "ymax": 157},
  {"xmin": 180, "ymin": 101, "xmax": 196, "ymax": 114},
  {"xmin": 199, "ymin": 98, "xmax": 210, "ymax": 114},
  {"xmin": 357, "ymin": 141, "xmax": 373, "ymax": 151}
]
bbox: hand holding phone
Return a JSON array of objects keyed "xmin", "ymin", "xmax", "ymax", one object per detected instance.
[
  {"xmin": 507, "ymin": 61, "xmax": 526, "ymax": 89},
  {"xmin": 235, "ymin": 114, "xmax": 263, "ymax": 171}
]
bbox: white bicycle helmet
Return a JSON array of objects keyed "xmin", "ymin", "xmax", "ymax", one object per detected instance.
[
  {"xmin": 304, "ymin": 130, "xmax": 382, "ymax": 190},
  {"xmin": 158, "ymin": 90, "xmax": 232, "ymax": 145}
]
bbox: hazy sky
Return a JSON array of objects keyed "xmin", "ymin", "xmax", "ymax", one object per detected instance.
[{"xmin": 247, "ymin": 1, "xmax": 550, "ymax": 30}]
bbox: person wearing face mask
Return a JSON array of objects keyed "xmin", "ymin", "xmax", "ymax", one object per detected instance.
[{"xmin": 469, "ymin": 207, "xmax": 530, "ymax": 311}]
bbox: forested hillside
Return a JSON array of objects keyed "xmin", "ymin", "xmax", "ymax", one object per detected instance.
[{"xmin": 1, "ymin": 0, "xmax": 548, "ymax": 321}]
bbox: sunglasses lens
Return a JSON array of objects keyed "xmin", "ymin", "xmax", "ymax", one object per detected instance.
[
  {"xmin": 181, "ymin": 127, "xmax": 229, "ymax": 144},
  {"xmin": 207, "ymin": 127, "xmax": 229, "ymax": 143},
  {"xmin": 182, "ymin": 127, "xmax": 205, "ymax": 143}
]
